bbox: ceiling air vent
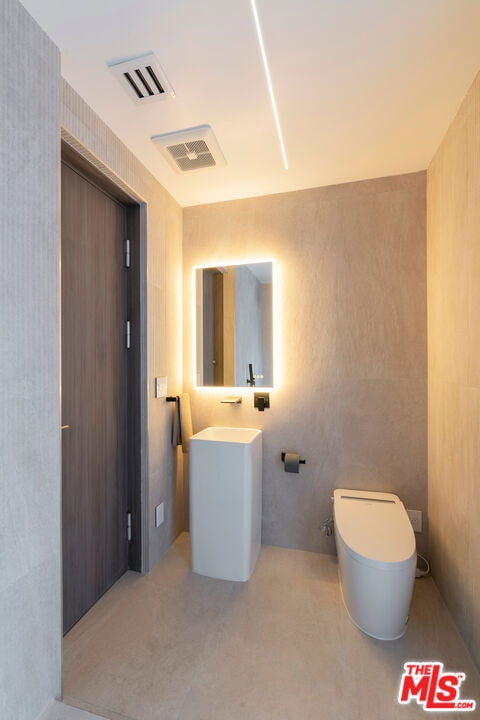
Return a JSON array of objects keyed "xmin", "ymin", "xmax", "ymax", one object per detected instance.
[
  {"xmin": 108, "ymin": 52, "xmax": 174, "ymax": 104},
  {"xmin": 151, "ymin": 125, "xmax": 227, "ymax": 173}
]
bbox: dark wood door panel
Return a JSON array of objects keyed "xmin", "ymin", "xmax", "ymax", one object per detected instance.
[{"xmin": 61, "ymin": 162, "xmax": 128, "ymax": 633}]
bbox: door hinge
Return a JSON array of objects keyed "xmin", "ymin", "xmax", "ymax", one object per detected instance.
[
  {"xmin": 124, "ymin": 238, "xmax": 131, "ymax": 268},
  {"xmin": 127, "ymin": 512, "xmax": 132, "ymax": 542},
  {"xmin": 125, "ymin": 320, "xmax": 131, "ymax": 349}
]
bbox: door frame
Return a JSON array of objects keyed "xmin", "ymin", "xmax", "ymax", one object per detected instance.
[{"xmin": 61, "ymin": 138, "xmax": 147, "ymax": 573}]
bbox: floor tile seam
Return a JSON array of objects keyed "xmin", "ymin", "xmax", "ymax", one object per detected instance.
[
  {"xmin": 64, "ymin": 588, "xmax": 136, "ymax": 654},
  {"xmin": 63, "ymin": 695, "xmax": 137, "ymax": 720}
]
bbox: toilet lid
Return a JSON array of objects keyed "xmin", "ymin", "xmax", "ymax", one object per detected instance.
[{"xmin": 334, "ymin": 489, "xmax": 416, "ymax": 568}]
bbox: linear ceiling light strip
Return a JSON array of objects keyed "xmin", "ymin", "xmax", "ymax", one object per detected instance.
[{"xmin": 250, "ymin": 0, "xmax": 289, "ymax": 170}]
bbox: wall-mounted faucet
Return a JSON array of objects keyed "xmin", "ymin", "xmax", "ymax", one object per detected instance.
[{"xmin": 254, "ymin": 391, "xmax": 270, "ymax": 411}]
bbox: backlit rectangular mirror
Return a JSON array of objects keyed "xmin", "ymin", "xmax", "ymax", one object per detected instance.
[{"xmin": 195, "ymin": 260, "xmax": 274, "ymax": 387}]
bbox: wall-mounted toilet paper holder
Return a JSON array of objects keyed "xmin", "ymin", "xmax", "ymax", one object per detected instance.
[
  {"xmin": 281, "ymin": 453, "xmax": 306, "ymax": 464},
  {"xmin": 281, "ymin": 452, "xmax": 306, "ymax": 473}
]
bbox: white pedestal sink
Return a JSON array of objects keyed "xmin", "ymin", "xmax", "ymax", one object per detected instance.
[{"xmin": 189, "ymin": 426, "xmax": 262, "ymax": 581}]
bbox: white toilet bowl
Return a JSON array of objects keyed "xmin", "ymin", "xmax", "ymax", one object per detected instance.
[{"xmin": 333, "ymin": 489, "xmax": 416, "ymax": 640}]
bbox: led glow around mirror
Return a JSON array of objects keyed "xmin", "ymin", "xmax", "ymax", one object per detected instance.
[{"xmin": 194, "ymin": 260, "xmax": 274, "ymax": 388}]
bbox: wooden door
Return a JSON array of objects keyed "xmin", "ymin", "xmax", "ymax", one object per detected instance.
[{"xmin": 61, "ymin": 162, "xmax": 129, "ymax": 633}]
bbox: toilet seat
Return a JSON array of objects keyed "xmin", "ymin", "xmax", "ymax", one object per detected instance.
[{"xmin": 333, "ymin": 489, "xmax": 416, "ymax": 571}]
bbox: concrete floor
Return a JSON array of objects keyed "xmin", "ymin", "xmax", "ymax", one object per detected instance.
[{"xmin": 42, "ymin": 533, "xmax": 479, "ymax": 720}]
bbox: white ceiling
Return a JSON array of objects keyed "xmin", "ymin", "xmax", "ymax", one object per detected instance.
[{"xmin": 20, "ymin": 0, "xmax": 480, "ymax": 207}]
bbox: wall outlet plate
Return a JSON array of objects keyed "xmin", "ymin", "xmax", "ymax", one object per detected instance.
[
  {"xmin": 155, "ymin": 502, "xmax": 164, "ymax": 528},
  {"xmin": 406, "ymin": 509, "xmax": 422, "ymax": 533}
]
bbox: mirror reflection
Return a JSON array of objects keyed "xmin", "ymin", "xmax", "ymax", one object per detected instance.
[{"xmin": 195, "ymin": 261, "xmax": 273, "ymax": 387}]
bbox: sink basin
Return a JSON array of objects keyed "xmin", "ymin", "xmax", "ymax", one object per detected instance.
[
  {"xmin": 189, "ymin": 426, "xmax": 262, "ymax": 581},
  {"xmin": 190, "ymin": 426, "xmax": 261, "ymax": 444}
]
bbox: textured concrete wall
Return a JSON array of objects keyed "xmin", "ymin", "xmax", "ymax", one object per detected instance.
[
  {"xmin": 184, "ymin": 172, "xmax": 427, "ymax": 555},
  {"xmin": 0, "ymin": 1, "xmax": 61, "ymax": 718},
  {"xmin": 428, "ymin": 70, "xmax": 480, "ymax": 670}
]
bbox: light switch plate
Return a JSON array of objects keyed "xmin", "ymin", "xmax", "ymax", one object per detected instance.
[{"xmin": 154, "ymin": 376, "xmax": 167, "ymax": 398}]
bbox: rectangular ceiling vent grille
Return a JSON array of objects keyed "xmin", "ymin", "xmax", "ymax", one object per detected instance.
[
  {"xmin": 108, "ymin": 53, "xmax": 174, "ymax": 104},
  {"xmin": 151, "ymin": 125, "xmax": 227, "ymax": 173}
]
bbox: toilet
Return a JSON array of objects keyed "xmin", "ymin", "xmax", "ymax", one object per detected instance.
[{"xmin": 333, "ymin": 488, "xmax": 416, "ymax": 640}]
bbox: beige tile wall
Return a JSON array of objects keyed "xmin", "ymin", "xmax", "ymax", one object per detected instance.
[
  {"xmin": 428, "ymin": 70, "xmax": 480, "ymax": 669},
  {"xmin": 60, "ymin": 82, "xmax": 184, "ymax": 571},
  {"xmin": 183, "ymin": 172, "xmax": 427, "ymax": 555}
]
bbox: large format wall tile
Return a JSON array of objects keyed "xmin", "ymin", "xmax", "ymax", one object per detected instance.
[
  {"xmin": 0, "ymin": 2, "xmax": 61, "ymax": 718},
  {"xmin": 184, "ymin": 172, "xmax": 427, "ymax": 556},
  {"xmin": 428, "ymin": 69, "xmax": 480, "ymax": 670},
  {"xmin": 336, "ymin": 186, "xmax": 426, "ymax": 381}
]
